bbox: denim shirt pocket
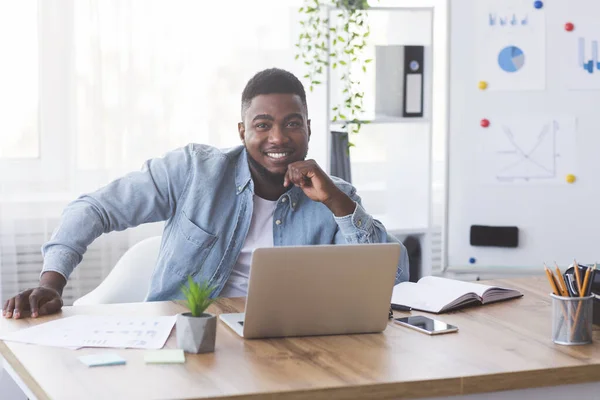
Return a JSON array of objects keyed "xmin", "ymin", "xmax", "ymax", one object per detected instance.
[{"xmin": 166, "ymin": 211, "xmax": 218, "ymax": 278}]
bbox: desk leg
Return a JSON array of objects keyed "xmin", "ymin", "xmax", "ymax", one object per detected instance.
[{"xmin": 1, "ymin": 355, "xmax": 36, "ymax": 400}]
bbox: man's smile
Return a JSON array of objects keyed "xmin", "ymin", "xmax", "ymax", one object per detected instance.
[{"xmin": 263, "ymin": 149, "xmax": 295, "ymax": 164}]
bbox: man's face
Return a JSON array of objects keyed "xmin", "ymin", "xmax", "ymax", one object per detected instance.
[{"xmin": 239, "ymin": 93, "xmax": 311, "ymax": 185}]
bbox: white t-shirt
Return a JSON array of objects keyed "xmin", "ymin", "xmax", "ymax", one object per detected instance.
[{"xmin": 219, "ymin": 195, "xmax": 277, "ymax": 297}]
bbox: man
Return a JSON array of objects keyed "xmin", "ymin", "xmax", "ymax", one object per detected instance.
[{"xmin": 3, "ymin": 68, "xmax": 409, "ymax": 319}]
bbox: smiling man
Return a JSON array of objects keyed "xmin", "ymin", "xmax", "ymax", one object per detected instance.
[{"xmin": 3, "ymin": 68, "xmax": 409, "ymax": 319}]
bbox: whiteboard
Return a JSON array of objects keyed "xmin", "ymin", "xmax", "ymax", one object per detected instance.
[{"xmin": 448, "ymin": 0, "xmax": 600, "ymax": 269}]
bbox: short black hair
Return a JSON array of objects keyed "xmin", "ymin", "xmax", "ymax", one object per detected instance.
[{"xmin": 241, "ymin": 68, "xmax": 307, "ymax": 120}]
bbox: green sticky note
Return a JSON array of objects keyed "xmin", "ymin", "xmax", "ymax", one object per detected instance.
[{"xmin": 144, "ymin": 349, "xmax": 185, "ymax": 364}]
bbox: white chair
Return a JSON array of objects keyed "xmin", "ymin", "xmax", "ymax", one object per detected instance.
[{"xmin": 73, "ymin": 236, "xmax": 162, "ymax": 305}]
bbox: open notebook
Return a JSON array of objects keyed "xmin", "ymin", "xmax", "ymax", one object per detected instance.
[{"xmin": 391, "ymin": 276, "xmax": 523, "ymax": 314}]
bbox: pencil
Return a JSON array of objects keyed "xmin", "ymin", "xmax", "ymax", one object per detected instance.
[
  {"xmin": 554, "ymin": 262, "xmax": 570, "ymax": 297},
  {"xmin": 544, "ymin": 265, "xmax": 560, "ymax": 295},
  {"xmin": 545, "ymin": 264, "xmax": 571, "ymax": 338},
  {"xmin": 574, "ymin": 260, "xmax": 583, "ymax": 295},
  {"xmin": 571, "ymin": 264, "xmax": 595, "ymax": 338},
  {"xmin": 581, "ymin": 266, "xmax": 592, "ymax": 298}
]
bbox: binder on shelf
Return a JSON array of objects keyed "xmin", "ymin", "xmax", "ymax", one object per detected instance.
[
  {"xmin": 375, "ymin": 45, "xmax": 425, "ymax": 120},
  {"xmin": 402, "ymin": 45, "xmax": 424, "ymax": 118}
]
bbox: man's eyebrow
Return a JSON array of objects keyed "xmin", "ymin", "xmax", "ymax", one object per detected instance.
[
  {"xmin": 283, "ymin": 113, "xmax": 304, "ymax": 122},
  {"xmin": 252, "ymin": 114, "xmax": 275, "ymax": 122}
]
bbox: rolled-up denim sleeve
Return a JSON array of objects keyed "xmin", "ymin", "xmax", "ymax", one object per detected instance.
[
  {"xmin": 41, "ymin": 144, "xmax": 195, "ymax": 280},
  {"xmin": 333, "ymin": 186, "xmax": 410, "ymax": 284}
]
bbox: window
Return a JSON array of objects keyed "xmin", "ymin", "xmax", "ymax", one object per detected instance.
[{"xmin": 0, "ymin": 1, "xmax": 39, "ymax": 159}]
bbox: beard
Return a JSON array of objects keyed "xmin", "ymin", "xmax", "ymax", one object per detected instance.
[
  {"xmin": 246, "ymin": 150, "xmax": 287, "ymax": 187},
  {"xmin": 245, "ymin": 147, "xmax": 308, "ymax": 188}
]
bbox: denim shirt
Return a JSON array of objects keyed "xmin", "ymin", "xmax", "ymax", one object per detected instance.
[{"xmin": 41, "ymin": 144, "xmax": 409, "ymax": 301}]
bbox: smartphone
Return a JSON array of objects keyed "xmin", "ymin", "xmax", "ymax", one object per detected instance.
[{"xmin": 393, "ymin": 316, "xmax": 458, "ymax": 335}]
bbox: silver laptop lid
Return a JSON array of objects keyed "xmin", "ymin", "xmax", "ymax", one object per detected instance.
[{"xmin": 242, "ymin": 243, "xmax": 400, "ymax": 339}]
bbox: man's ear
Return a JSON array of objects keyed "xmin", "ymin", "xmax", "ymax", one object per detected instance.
[
  {"xmin": 307, "ymin": 119, "xmax": 312, "ymax": 142},
  {"xmin": 238, "ymin": 122, "xmax": 245, "ymax": 143}
]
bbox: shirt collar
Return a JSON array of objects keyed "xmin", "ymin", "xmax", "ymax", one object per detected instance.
[{"xmin": 235, "ymin": 147, "xmax": 252, "ymax": 195}]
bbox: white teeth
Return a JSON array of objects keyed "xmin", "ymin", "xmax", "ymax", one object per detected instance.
[{"xmin": 266, "ymin": 152, "xmax": 289, "ymax": 159}]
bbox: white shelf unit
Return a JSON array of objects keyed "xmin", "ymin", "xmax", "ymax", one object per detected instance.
[{"xmin": 324, "ymin": 6, "xmax": 437, "ymax": 279}]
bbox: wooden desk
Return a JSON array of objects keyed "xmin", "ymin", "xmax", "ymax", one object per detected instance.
[{"xmin": 1, "ymin": 277, "xmax": 600, "ymax": 400}]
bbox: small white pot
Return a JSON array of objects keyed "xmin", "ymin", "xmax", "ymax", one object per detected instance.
[{"xmin": 176, "ymin": 312, "xmax": 217, "ymax": 354}]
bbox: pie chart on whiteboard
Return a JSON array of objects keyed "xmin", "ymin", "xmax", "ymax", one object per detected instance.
[{"xmin": 498, "ymin": 46, "xmax": 525, "ymax": 73}]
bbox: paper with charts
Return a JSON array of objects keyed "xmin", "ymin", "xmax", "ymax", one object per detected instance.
[
  {"xmin": 0, "ymin": 315, "xmax": 176, "ymax": 349},
  {"xmin": 477, "ymin": 116, "xmax": 577, "ymax": 185},
  {"xmin": 555, "ymin": 0, "xmax": 600, "ymax": 90},
  {"xmin": 475, "ymin": 0, "xmax": 545, "ymax": 91}
]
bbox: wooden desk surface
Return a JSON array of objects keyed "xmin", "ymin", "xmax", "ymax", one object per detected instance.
[{"xmin": 1, "ymin": 276, "xmax": 600, "ymax": 400}]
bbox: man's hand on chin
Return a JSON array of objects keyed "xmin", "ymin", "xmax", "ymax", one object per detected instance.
[{"xmin": 283, "ymin": 160, "xmax": 356, "ymax": 217}]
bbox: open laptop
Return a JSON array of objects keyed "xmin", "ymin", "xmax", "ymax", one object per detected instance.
[{"xmin": 219, "ymin": 243, "xmax": 401, "ymax": 339}]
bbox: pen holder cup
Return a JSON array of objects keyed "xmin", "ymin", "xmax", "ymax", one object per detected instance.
[{"xmin": 551, "ymin": 294, "xmax": 594, "ymax": 345}]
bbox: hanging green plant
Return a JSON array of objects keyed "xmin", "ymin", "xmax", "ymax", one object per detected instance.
[{"xmin": 295, "ymin": 0, "xmax": 373, "ymax": 144}]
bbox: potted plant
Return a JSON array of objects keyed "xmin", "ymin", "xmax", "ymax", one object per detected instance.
[{"xmin": 176, "ymin": 276, "xmax": 218, "ymax": 354}]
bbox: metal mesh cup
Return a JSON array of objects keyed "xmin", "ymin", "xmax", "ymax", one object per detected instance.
[{"xmin": 551, "ymin": 293, "xmax": 594, "ymax": 345}]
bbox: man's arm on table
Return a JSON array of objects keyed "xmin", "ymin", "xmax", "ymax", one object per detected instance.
[{"xmin": 3, "ymin": 144, "xmax": 198, "ymax": 318}]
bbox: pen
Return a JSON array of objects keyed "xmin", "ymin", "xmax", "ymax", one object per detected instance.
[{"xmin": 584, "ymin": 264, "xmax": 596, "ymax": 296}]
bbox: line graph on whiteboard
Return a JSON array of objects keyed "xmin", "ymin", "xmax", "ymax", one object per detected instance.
[{"xmin": 481, "ymin": 117, "xmax": 576, "ymax": 185}]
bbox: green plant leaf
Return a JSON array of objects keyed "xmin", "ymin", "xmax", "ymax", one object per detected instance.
[
  {"xmin": 362, "ymin": 65, "xmax": 366, "ymax": 72},
  {"xmin": 337, "ymin": 36, "xmax": 345, "ymax": 42},
  {"xmin": 339, "ymin": 60, "xmax": 347, "ymax": 65},
  {"xmin": 365, "ymin": 58, "xmax": 373, "ymax": 63},
  {"xmin": 332, "ymin": 63, "xmax": 337, "ymax": 69},
  {"xmin": 295, "ymin": 54, "xmax": 300, "ymax": 60},
  {"xmin": 180, "ymin": 275, "xmax": 217, "ymax": 317}
]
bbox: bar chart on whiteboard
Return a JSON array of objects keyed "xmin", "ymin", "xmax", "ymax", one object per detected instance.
[
  {"xmin": 557, "ymin": 9, "xmax": 600, "ymax": 89},
  {"xmin": 579, "ymin": 38, "xmax": 599, "ymax": 74},
  {"xmin": 477, "ymin": 116, "xmax": 577, "ymax": 185}
]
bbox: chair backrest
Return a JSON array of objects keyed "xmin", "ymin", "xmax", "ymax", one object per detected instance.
[{"xmin": 73, "ymin": 236, "xmax": 162, "ymax": 305}]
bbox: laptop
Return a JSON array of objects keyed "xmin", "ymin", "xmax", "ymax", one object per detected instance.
[{"xmin": 219, "ymin": 243, "xmax": 401, "ymax": 339}]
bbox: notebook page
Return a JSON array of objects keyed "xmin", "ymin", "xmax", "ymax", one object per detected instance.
[
  {"xmin": 391, "ymin": 281, "xmax": 475, "ymax": 313},
  {"xmin": 417, "ymin": 276, "xmax": 493, "ymax": 297}
]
